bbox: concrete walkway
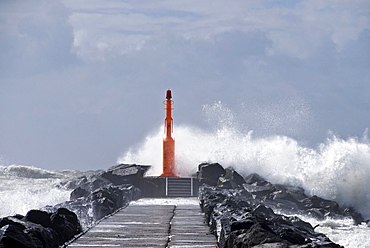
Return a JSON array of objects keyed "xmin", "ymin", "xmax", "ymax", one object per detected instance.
[{"xmin": 66, "ymin": 198, "xmax": 217, "ymax": 248}]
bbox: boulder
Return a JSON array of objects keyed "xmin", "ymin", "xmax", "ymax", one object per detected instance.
[
  {"xmin": 241, "ymin": 173, "xmax": 362, "ymax": 224},
  {"xmin": 99, "ymin": 164, "xmax": 151, "ymax": 187},
  {"xmin": 0, "ymin": 164, "xmax": 147, "ymax": 247},
  {"xmin": 89, "ymin": 176, "xmax": 112, "ymax": 191},
  {"xmin": 224, "ymin": 167, "xmax": 246, "ymax": 186},
  {"xmin": 25, "ymin": 210, "xmax": 53, "ymax": 228},
  {"xmin": 217, "ymin": 167, "xmax": 246, "ymax": 189},
  {"xmin": 70, "ymin": 187, "xmax": 90, "ymax": 200},
  {"xmin": 0, "ymin": 221, "xmax": 58, "ymax": 248},
  {"xmin": 0, "ymin": 208, "xmax": 82, "ymax": 248},
  {"xmin": 53, "ymin": 164, "xmax": 146, "ymax": 230},
  {"xmin": 198, "ymin": 165, "xmax": 349, "ymax": 248},
  {"xmin": 343, "ymin": 207, "xmax": 363, "ymax": 225},
  {"xmin": 274, "ymin": 184, "xmax": 308, "ymax": 201},
  {"xmin": 63, "ymin": 164, "xmax": 149, "ymax": 194},
  {"xmin": 301, "ymin": 195, "xmax": 342, "ymax": 218},
  {"xmin": 217, "ymin": 176, "xmax": 238, "ymax": 189},
  {"xmin": 50, "ymin": 208, "xmax": 82, "ymax": 243},
  {"xmin": 198, "ymin": 163, "xmax": 226, "ymax": 186},
  {"xmin": 199, "ymin": 185, "xmax": 343, "ymax": 248},
  {"xmin": 227, "ymin": 223, "xmax": 285, "ymax": 247},
  {"xmin": 89, "ymin": 185, "xmax": 126, "ymax": 220},
  {"xmin": 244, "ymin": 173, "xmax": 269, "ymax": 186},
  {"xmin": 242, "ymin": 182, "xmax": 276, "ymax": 199}
]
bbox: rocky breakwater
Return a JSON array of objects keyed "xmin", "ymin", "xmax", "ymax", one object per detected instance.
[
  {"xmin": 0, "ymin": 164, "xmax": 150, "ymax": 248},
  {"xmin": 51, "ymin": 164, "xmax": 150, "ymax": 227},
  {"xmin": 198, "ymin": 162, "xmax": 363, "ymax": 248}
]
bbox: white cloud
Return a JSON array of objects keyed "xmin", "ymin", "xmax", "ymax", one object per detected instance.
[{"xmin": 59, "ymin": 0, "xmax": 370, "ymax": 61}]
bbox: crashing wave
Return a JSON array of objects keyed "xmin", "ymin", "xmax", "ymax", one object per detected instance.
[{"xmin": 0, "ymin": 164, "xmax": 60, "ymax": 179}]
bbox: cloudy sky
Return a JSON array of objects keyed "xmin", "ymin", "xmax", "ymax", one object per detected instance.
[{"xmin": 0, "ymin": 0, "xmax": 369, "ymax": 171}]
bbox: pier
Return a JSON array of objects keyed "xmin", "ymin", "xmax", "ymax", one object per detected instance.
[
  {"xmin": 66, "ymin": 198, "xmax": 217, "ymax": 248},
  {"xmin": 65, "ymin": 91, "xmax": 216, "ymax": 247}
]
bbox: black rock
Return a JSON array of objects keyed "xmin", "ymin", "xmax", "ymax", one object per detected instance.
[
  {"xmin": 343, "ymin": 207, "xmax": 363, "ymax": 225},
  {"xmin": 0, "ymin": 164, "xmax": 148, "ymax": 247},
  {"xmin": 252, "ymin": 204, "xmax": 275, "ymax": 219},
  {"xmin": 99, "ymin": 164, "xmax": 150, "ymax": 187},
  {"xmin": 199, "ymin": 176, "xmax": 344, "ymax": 248},
  {"xmin": 217, "ymin": 167, "xmax": 246, "ymax": 189},
  {"xmin": 50, "ymin": 208, "xmax": 82, "ymax": 244},
  {"xmin": 89, "ymin": 185, "xmax": 128, "ymax": 220},
  {"xmin": 70, "ymin": 187, "xmax": 90, "ymax": 200},
  {"xmin": 227, "ymin": 223, "xmax": 285, "ymax": 247},
  {"xmin": 198, "ymin": 163, "xmax": 226, "ymax": 186},
  {"xmin": 244, "ymin": 173, "xmax": 269, "ymax": 186},
  {"xmin": 61, "ymin": 175, "xmax": 89, "ymax": 190},
  {"xmin": 301, "ymin": 195, "xmax": 342, "ymax": 217},
  {"xmin": 217, "ymin": 176, "xmax": 238, "ymax": 189},
  {"xmin": 243, "ymin": 182, "xmax": 275, "ymax": 198},
  {"xmin": 230, "ymin": 219, "xmax": 255, "ymax": 232},
  {"xmin": 0, "ymin": 208, "xmax": 82, "ymax": 248},
  {"xmin": 0, "ymin": 221, "xmax": 58, "ymax": 248},
  {"xmin": 225, "ymin": 167, "xmax": 246, "ymax": 186},
  {"xmin": 89, "ymin": 176, "xmax": 112, "ymax": 191},
  {"xmin": 274, "ymin": 184, "xmax": 308, "ymax": 201},
  {"xmin": 51, "ymin": 164, "xmax": 147, "ymax": 230},
  {"xmin": 25, "ymin": 210, "xmax": 53, "ymax": 228}
]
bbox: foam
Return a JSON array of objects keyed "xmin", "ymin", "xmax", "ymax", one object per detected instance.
[
  {"xmin": 118, "ymin": 102, "xmax": 370, "ymax": 219},
  {"xmin": 295, "ymin": 215, "xmax": 370, "ymax": 248},
  {"xmin": 0, "ymin": 165, "xmax": 72, "ymax": 217}
]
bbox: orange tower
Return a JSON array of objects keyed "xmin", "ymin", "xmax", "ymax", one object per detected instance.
[{"xmin": 160, "ymin": 90, "xmax": 177, "ymax": 177}]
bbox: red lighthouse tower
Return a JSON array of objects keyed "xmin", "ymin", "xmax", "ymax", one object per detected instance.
[{"xmin": 160, "ymin": 90, "xmax": 177, "ymax": 177}]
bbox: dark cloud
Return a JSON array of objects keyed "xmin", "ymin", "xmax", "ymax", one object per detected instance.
[
  {"xmin": 0, "ymin": 1, "xmax": 76, "ymax": 77},
  {"xmin": 0, "ymin": 0, "xmax": 369, "ymax": 170}
]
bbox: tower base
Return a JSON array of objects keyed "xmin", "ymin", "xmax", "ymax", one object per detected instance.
[
  {"xmin": 139, "ymin": 176, "xmax": 199, "ymax": 197},
  {"xmin": 160, "ymin": 172, "xmax": 177, "ymax": 177}
]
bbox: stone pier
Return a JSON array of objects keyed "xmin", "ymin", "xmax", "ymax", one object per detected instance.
[{"xmin": 66, "ymin": 198, "xmax": 217, "ymax": 248}]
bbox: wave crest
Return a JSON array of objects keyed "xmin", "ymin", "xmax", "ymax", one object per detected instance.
[{"xmin": 0, "ymin": 165, "xmax": 60, "ymax": 178}]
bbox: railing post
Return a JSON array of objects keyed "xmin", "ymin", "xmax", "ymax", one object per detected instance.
[
  {"xmin": 191, "ymin": 178, "xmax": 194, "ymax": 196},
  {"xmin": 165, "ymin": 177, "xmax": 168, "ymax": 196}
]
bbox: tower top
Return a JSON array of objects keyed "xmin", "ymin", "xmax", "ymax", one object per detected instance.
[{"xmin": 166, "ymin": 89, "xmax": 172, "ymax": 100}]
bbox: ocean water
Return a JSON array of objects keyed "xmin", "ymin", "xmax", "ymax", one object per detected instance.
[
  {"xmin": 0, "ymin": 165, "xmax": 80, "ymax": 217},
  {"xmin": 1, "ymin": 102, "xmax": 370, "ymax": 247}
]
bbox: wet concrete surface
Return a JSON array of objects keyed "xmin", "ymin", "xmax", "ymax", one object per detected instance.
[{"xmin": 66, "ymin": 198, "xmax": 217, "ymax": 248}]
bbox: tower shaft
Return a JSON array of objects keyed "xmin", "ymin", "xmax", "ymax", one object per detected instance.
[{"xmin": 161, "ymin": 90, "xmax": 176, "ymax": 177}]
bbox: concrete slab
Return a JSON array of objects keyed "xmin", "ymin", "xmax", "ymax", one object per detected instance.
[
  {"xmin": 66, "ymin": 198, "xmax": 217, "ymax": 248},
  {"xmin": 168, "ymin": 204, "xmax": 217, "ymax": 248}
]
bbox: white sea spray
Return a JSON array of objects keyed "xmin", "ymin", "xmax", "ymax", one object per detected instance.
[
  {"xmin": 118, "ymin": 102, "xmax": 370, "ymax": 248},
  {"xmin": 0, "ymin": 165, "xmax": 74, "ymax": 217}
]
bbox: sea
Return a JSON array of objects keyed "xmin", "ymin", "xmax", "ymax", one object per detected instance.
[{"xmin": 1, "ymin": 102, "xmax": 370, "ymax": 247}]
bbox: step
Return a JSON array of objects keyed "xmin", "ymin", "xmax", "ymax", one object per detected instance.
[
  {"xmin": 139, "ymin": 177, "xmax": 200, "ymax": 198},
  {"xmin": 166, "ymin": 178, "xmax": 194, "ymax": 197}
]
